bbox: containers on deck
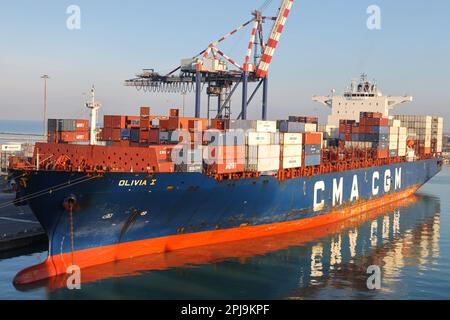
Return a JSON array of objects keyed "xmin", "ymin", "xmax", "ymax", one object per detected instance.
[
  {"xmin": 47, "ymin": 119, "xmax": 90, "ymax": 143},
  {"xmin": 303, "ymin": 132, "xmax": 322, "ymax": 166},
  {"xmin": 227, "ymin": 120, "xmax": 277, "ymax": 133},
  {"xmin": 393, "ymin": 115, "xmax": 442, "ymax": 155}
]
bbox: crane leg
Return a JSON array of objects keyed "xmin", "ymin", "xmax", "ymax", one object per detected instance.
[
  {"xmin": 195, "ymin": 71, "xmax": 202, "ymax": 118},
  {"xmin": 241, "ymin": 72, "xmax": 248, "ymax": 120},
  {"xmin": 262, "ymin": 77, "xmax": 268, "ymax": 120}
]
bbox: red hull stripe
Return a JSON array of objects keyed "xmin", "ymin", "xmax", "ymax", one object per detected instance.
[{"xmin": 14, "ymin": 185, "xmax": 419, "ymax": 285}]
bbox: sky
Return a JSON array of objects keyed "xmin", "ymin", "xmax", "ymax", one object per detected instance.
[{"xmin": 1, "ymin": 0, "xmax": 450, "ymax": 130}]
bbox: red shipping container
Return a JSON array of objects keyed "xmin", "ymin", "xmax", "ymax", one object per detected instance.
[
  {"xmin": 111, "ymin": 128, "xmax": 121, "ymax": 141},
  {"xmin": 111, "ymin": 116, "xmax": 127, "ymax": 129},
  {"xmin": 159, "ymin": 119, "xmax": 169, "ymax": 131},
  {"xmin": 170, "ymin": 109, "xmax": 180, "ymax": 117},
  {"xmin": 101, "ymin": 128, "xmax": 112, "ymax": 141},
  {"xmin": 103, "ymin": 115, "xmax": 113, "ymax": 128},
  {"xmin": 59, "ymin": 131, "xmax": 89, "ymax": 142},
  {"xmin": 149, "ymin": 128, "xmax": 160, "ymax": 144},
  {"xmin": 207, "ymin": 162, "xmax": 245, "ymax": 174},
  {"xmin": 303, "ymin": 132, "xmax": 322, "ymax": 145},
  {"xmin": 127, "ymin": 116, "xmax": 140, "ymax": 122},
  {"xmin": 210, "ymin": 119, "xmax": 225, "ymax": 130}
]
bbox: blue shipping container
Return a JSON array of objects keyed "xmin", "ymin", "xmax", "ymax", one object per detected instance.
[
  {"xmin": 304, "ymin": 155, "xmax": 321, "ymax": 167},
  {"xmin": 278, "ymin": 121, "xmax": 305, "ymax": 133},
  {"xmin": 130, "ymin": 128, "xmax": 140, "ymax": 142}
]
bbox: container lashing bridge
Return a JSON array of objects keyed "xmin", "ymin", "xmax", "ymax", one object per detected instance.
[{"xmin": 124, "ymin": 0, "xmax": 294, "ymax": 120}]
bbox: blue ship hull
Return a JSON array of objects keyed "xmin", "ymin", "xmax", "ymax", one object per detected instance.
[{"xmin": 14, "ymin": 159, "xmax": 442, "ymax": 284}]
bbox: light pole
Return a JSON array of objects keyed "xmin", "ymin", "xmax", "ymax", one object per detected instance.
[{"xmin": 41, "ymin": 75, "xmax": 50, "ymax": 138}]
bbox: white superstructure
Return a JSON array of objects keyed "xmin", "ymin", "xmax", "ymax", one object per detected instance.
[{"xmin": 313, "ymin": 74, "xmax": 413, "ymax": 127}]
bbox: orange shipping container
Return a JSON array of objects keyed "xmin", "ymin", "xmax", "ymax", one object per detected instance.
[
  {"xmin": 376, "ymin": 149, "xmax": 389, "ymax": 159},
  {"xmin": 140, "ymin": 106, "xmax": 150, "ymax": 117},
  {"xmin": 188, "ymin": 119, "xmax": 208, "ymax": 131},
  {"xmin": 59, "ymin": 131, "xmax": 89, "ymax": 142},
  {"xmin": 210, "ymin": 119, "xmax": 225, "ymax": 130},
  {"xmin": 207, "ymin": 162, "xmax": 245, "ymax": 175},
  {"xmin": 303, "ymin": 132, "xmax": 322, "ymax": 145},
  {"xmin": 167, "ymin": 117, "xmax": 208, "ymax": 131}
]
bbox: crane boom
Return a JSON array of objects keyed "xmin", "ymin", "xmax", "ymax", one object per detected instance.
[
  {"xmin": 256, "ymin": 0, "xmax": 294, "ymax": 78},
  {"xmin": 126, "ymin": 0, "xmax": 295, "ymax": 120}
]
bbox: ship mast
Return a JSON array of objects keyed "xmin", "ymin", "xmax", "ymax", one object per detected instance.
[{"xmin": 85, "ymin": 86, "xmax": 101, "ymax": 145}]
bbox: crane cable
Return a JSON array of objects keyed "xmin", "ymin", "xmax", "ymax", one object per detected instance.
[{"xmin": 259, "ymin": 0, "xmax": 274, "ymax": 12}]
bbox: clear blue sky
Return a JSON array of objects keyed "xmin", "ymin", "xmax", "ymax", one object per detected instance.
[{"xmin": 1, "ymin": 0, "xmax": 449, "ymax": 130}]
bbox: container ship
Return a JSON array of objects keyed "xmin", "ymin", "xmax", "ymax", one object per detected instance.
[{"xmin": 11, "ymin": 0, "xmax": 444, "ymax": 285}]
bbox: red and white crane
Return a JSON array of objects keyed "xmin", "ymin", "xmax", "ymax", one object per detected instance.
[{"xmin": 125, "ymin": 0, "xmax": 295, "ymax": 120}]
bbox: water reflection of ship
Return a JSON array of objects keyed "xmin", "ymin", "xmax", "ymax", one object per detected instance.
[
  {"xmin": 289, "ymin": 194, "xmax": 441, "ymax": 299},
  {"xmin": 17, "ymin": 194, "xmax": 440, "ymax": 299}
]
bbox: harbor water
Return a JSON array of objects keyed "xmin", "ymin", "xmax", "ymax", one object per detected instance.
[{"xmin": 0, "ymin": 164, "xmax": 448, "ymax": 299}]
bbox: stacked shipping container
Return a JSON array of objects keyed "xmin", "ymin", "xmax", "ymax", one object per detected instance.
[
  {"xmin": 393, "ymin": 115, "xmax": 441, "ymax": 155},
  {"xmin": 279, "ymin": 133, "xmax": 303, "ymax": 169},
  {"xmin": 336, "ymin": 112, "xmax": 411, "ymax": 159},
  {"xmin": 47, "ymin": 119, "xmax": 90, "ymax": 144}
]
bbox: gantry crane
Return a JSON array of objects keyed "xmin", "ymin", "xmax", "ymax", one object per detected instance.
[{"xmin": 124, "ymin": 0, "xmax": 294, "ymax": 120}]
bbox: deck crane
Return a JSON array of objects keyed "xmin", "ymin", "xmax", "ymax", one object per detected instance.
[{"xmin": 124, "ymin": 0, "xmax": 294, "ymax": 120}]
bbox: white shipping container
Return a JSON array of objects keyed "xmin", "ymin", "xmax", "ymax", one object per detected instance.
[
  {"xmin": 304, "ymin": 123, "xmax": 318, "ymax": 132},
  {"xmin": 389, "ymin": 127, "xmax": 399, "ymax": 135},
  {"xmin": 229, "ymin": 120, "xmax": 277, "ymax": 133},
  {"xmin": 246, "ymin": 157, "xmax": 280, "ymax": 172},
  {"xmin": 246, "ymin": 132, "xmax": 271, "ymax": 146},
  {"xmin": 398, "ymin": 148, "xmax": 407, "ymax": 156},
  {"xmin": 399, "ymin": 127, "xmax": 407, "ymax": 135},
  {"xmin": 282, "ymin": 145, "xmax": 303, "ymax": 157},
  {"xmin": 280, "ymin": 133, "xmax": 303, "ymax": 145},
  {"xmin": 281, "ymin": 156, "xmax": 302, "ymax": 169},
  {"xmin": 389, "ymin": 141, "xmax": 398, "ymax": 150},
  {"xmin": 389, "ymin": 134, "xmax": 399, "ymax": 143},
  {"xmin": 270, "ymin": 132, "xmax": 280, "ymax": 144},
  {"xmin": 247, "ymin": 145, "xmax": 281, "ymax": 159},
  {"xmin": 399, "ymin": 135, "xmax": 408, "ymax": 142}
]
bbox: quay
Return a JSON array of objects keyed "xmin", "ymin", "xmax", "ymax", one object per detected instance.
[{"xmin": 0, "ymin": 182, "xmax": 47, "ymax": 252}]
